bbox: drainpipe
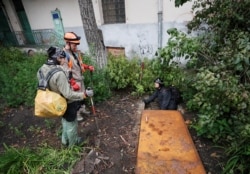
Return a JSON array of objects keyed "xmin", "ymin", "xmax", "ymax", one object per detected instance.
[{"xmin": 158, "ymin": 0, "xmax": 163, "ymax": 49}]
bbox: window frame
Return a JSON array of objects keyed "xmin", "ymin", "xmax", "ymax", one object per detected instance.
[{"xmin": 102, "ymin": 0, "xmax": 126, "ymax": 24}]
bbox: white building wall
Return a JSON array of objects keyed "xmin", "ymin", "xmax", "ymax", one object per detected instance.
[
  {"xmin": 22, "ymin": 0, "xmax": 88, "ymax": 51},
  {"xmin": 163, "ymin": 0, "xmax": 193, "ymax": 22},
  {"xmin": 4, "ymin": 0, "xmax": 194, "ymax": 58},
  {"xmin": 22, "ymin": 0, "xmax": 83, "ymax": 29},
  {"xmin": 94, "ymin": 0, "xmax": 194, "ymax": 59},
  {"xmin": 125, "ymin": 0, "xmax": 158, "ymax": 24}
]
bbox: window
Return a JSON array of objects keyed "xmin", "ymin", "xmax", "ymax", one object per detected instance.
[{"xmin": 102, "ymin": 0, "xmax": 125, "ymax": 24}]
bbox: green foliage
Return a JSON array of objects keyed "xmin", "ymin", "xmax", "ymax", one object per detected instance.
[
  {"xmin": 179, "ymin": 0, "xmax": 250, "ymax": 172},
  {"xmin": 0, "ymin": 47, "xmax": 111, "ymax": 107},
  {"xmin": 106, "ymin": 55, "xmax": 140, "ymax": 89},
  {"xmin": 0, "ymin": 144, "xmax": 82, "ymax": 174},
  {"xmin": 84, "ymin": 69, "xmax": 111, "ymax": 102},
  {"xmin": 106, "ymin": 54, "xmax": 185, "ymax": 97},
  {"xmin": 80, "ymin": 53, "xmax": 111, "ymax": 102},
  {"xmin": 174, "ymin": 0, "xmax": 191, "ymax": 7},
  {"xmin": 128, "ymin": 1, "xmax": 250, "ymax": 172},
  {"xmin": 44, "ymin": 119, "xmax": 56, "ymax": 130},
  {"xmin": 0, "ymin": 47, "xmax": 45, "ymax": 107},
  {"xmin": 159, "ymin": 28, "xmax": 199, "ymax": 68},
  {"xmin": 9, "ymin": 123, "xmax": 25, "ymax": 138},
  {"xmin": 1, "ymin": 1, "xmax": 249, "ymax": 172},
  {"xmin": 222, "ymin": 139, "xmax": 250, "ymax": 174}
]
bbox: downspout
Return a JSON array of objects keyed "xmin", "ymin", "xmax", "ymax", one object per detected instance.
[{"xmin": 158, "ymin": 0, "xmax": 163, "ymax": 49}]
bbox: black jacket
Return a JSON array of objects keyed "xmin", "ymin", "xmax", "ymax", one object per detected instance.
[{"xmin": 144, "ymin": 87, "xmax": 177, "ymax": 110}]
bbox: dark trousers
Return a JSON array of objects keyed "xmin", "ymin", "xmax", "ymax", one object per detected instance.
[{"xmin": 63, "ymin": 101, "xmax": 78, "ymax": 122}]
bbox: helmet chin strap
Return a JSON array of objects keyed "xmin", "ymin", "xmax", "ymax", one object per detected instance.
[
  {"xmin": 67, "ymin": 42, "xmax": 81, "ymax": 67},
  {"xmin": 66, "ymin": 42, "xmax": 73, "ymax": 53}
]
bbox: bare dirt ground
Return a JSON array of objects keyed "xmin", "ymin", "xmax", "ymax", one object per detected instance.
[{"xmin": 0, "ymin": 90, "xmax": 225, "ymax": 174}]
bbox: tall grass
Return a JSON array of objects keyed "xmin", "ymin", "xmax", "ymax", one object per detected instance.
[{"xmin": 0, "ymin": 144, "xmax": 82, "ymax": 174}]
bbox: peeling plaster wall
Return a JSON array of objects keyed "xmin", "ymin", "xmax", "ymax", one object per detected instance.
[{"xmin": 100, "ymin": 21, "xmax": 188, "ymax": 59}]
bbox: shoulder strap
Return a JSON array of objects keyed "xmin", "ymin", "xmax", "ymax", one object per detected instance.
[
  {"xmin": 65, "ymin": 52, "xmax": 70, "ymax": 62},
  {"xmin": 37, "ymin": 68, "xmax": 47, "ymax": 90},
  {"xmin": 37, "ymin": 67, "xmax": 63, "ymax": 90},
  {"xmin": 45, "ymin": 67, "xmax": 63, "ymax": 85},
  {"xmin": 71, "ymin": 51, "xmax": 81, "ymax": 68}
]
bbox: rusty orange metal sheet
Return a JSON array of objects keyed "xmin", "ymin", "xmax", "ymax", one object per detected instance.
[{"xmin": 136, "ymin": 110, "xmax": 206, "ymax": 174}]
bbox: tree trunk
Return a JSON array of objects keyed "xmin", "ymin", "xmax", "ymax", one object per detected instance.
[{"xmin": 78, "ymin": 0, "xmax": 107, "ymax": 68}]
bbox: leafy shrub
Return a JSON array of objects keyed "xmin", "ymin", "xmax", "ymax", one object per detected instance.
[
  {"xmin": 80, "ymin": 53, "xmax": 111, "ymax": 102},
  {"xmin": 186, "ymin": 69, "xmax": 250, "ymax": 142},
  {"xmin": 106, "ymin": 55, "xmax": 140, "ymax": 89},
  {"xmin": 0, "ymin": 47, "xmax": 45, "ymax": 107},
  {"xmin": 106, "ymin": 52, "xmax": 186, "ymax": 97},
  {"xmin": 179, "ymin": 0, "xmax": 250, "ymax": 172}
]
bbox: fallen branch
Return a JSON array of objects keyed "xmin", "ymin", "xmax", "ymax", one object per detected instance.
[{"xmin": 120, "ymin": 135, "xmax": 130, "ymax": 146}]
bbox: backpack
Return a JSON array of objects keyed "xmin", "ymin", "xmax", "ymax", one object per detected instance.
[
  {"xmin": 34, "ymin": 67, "xmax": 67, "ymax": 118},
  {"xmin": 169, "ymin": 85, "xmax": 182, "ymax": 104}
]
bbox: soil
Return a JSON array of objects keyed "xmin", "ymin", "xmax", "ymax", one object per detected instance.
[{"xmin": 0, "ymin": 90, "xmax": 225, "ymax": 174}]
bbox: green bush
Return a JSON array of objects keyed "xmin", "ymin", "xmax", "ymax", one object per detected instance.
[
  {"xmin": 105, "ymin": 53, "xmax": 186, "ymax": 97},
  {"xmin": 174, "ymin": 0, "xmax": 250, "ymax": 172},
  {"xmin": 0, "ymin": 47, "xmax": 45, "ymax": 107},
  {"xmin": 186, "ymin": 69, "xmax": 250, "ymax": 142},
  {"xmin": 79, "ymin": 53, "xmax": 111, "ymax": 102},
  {"xmin": 106, "ymin": 55, "xmax": 140, "ymax": 89}
]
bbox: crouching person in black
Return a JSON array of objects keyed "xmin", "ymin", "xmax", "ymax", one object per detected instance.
[{"xmin": 143, "ymin": 78, "xmax": 177, "ymax": 110}]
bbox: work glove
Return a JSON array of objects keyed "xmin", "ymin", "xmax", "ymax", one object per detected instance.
[
  {"xmin": 85, "ymin": 87, "xmax": 94, "ymax": 97},
  {"xmin": 81, "ymin": 64, "xmax": 95, "ymax": 72},
  {"xmin": 88, "ymin": 65, "xmax": 94, "ymax": 72},
  {"xmin": 69, "ymin": 79, "xmax": 80, "ymax": 91}
]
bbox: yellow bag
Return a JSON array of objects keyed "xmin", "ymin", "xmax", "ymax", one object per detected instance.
[
  {"xmin": 34, "ymin": 67, "xmax": 67, "ymax": 118},
  {"xmin": 34, "ymin": 89, "xmax": 67, "ymax": 118}
]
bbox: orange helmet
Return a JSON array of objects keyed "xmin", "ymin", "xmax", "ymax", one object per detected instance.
[{"xmin": 64, "ymin": 32, "xmax": 81, "ymax": 45}]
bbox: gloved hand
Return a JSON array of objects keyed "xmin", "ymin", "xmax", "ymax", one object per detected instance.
[
  {"xmin": 88, "ymin": 65, "xmax": 94, "ymax": 72},
  {"xmin": 85, "ymin": 87, "xmax": 94, "ymax": 97},
  {"xmin": 81, "ymin": 64, "xmax": 95, "ymax": 72},
  {"xmin": 69, "ymin": 79, "xmax": 80, "ymax": 91}
]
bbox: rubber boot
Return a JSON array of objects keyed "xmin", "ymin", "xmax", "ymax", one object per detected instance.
[
  {"xmin": 61, "ymin": 118, "xmax": 79, "ymax": 147},
  {"xmin": 61, "ymin": 118, "xmax": 68, "ymax": 146}
]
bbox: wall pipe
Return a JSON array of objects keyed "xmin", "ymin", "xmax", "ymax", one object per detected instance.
[{"xmin": 158, "ymin": 0, "xmax": 163, "ymax": 49}]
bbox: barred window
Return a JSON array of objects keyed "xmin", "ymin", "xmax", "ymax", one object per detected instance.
[{"xmin": 102, "ymin": 0, "xmax": 125, "ymax": 24}]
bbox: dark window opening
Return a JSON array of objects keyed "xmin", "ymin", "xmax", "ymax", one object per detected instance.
[
  {"xmin": 102, "ymin": 0, "xmax": 125, "ymax": 24},
  {"xmin": 12, "ymin": 0, "xmax": 24, "ymax": 12}
]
